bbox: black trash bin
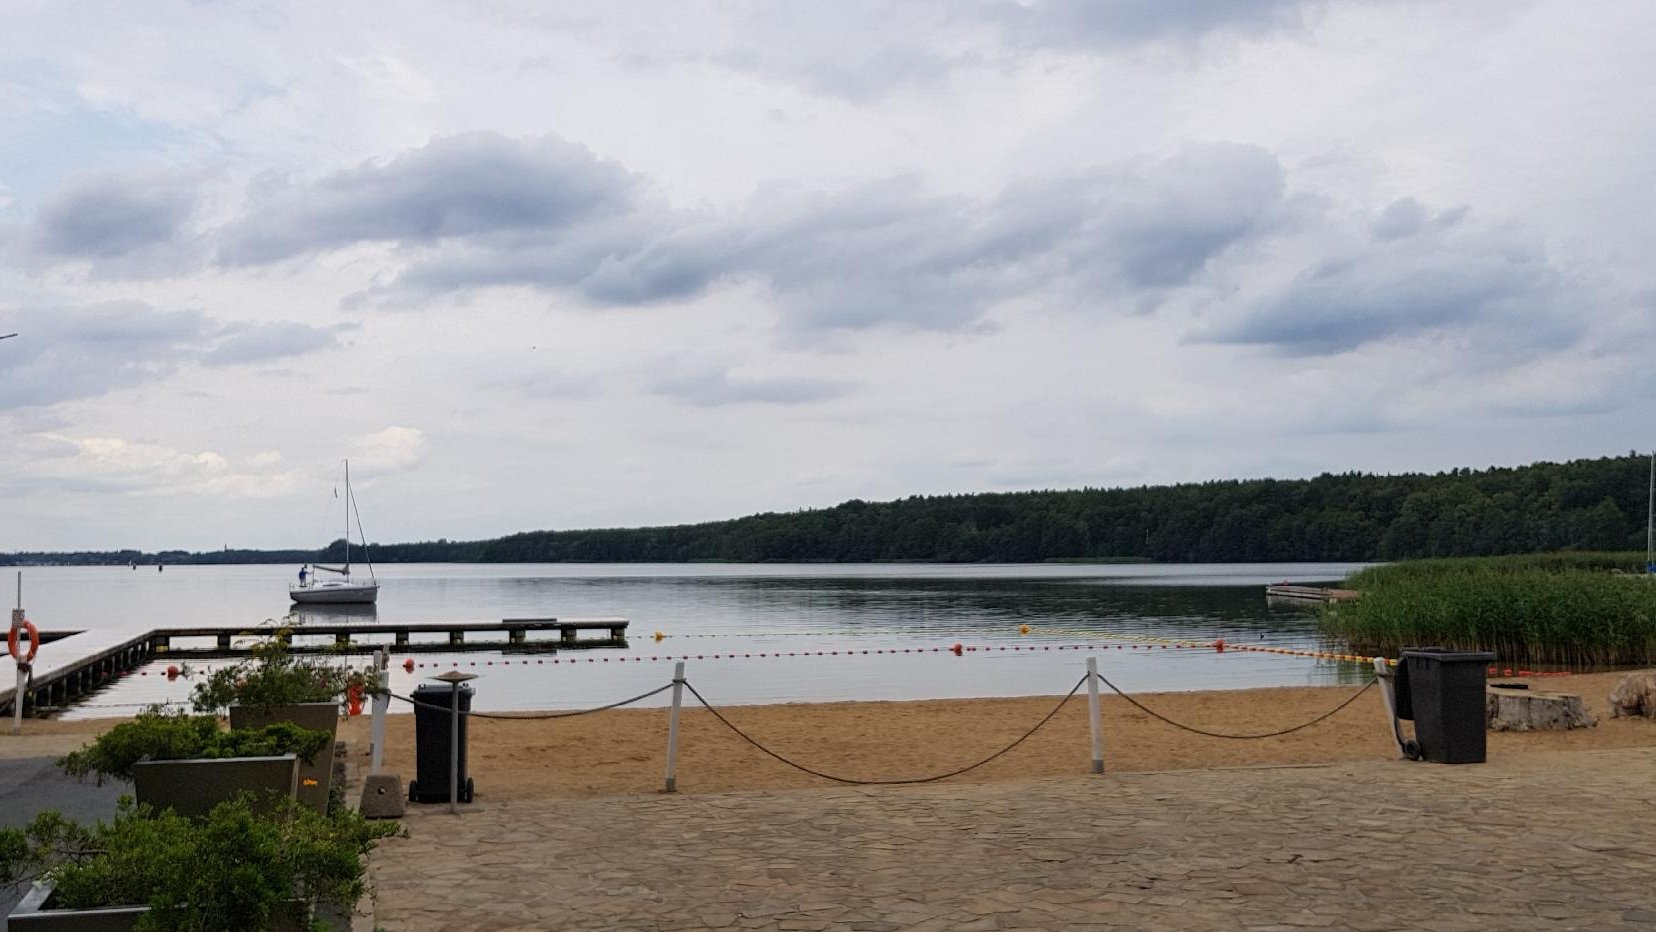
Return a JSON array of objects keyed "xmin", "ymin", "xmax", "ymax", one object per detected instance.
[
  {"xmin": 408, "ymin": 682, "xmax": 475, "ymax": 803},
  {"xmin": 1399, "ymin": 648, "xmax": 1495, "ymax": 764}
]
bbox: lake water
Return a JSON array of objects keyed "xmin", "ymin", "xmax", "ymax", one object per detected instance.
[{"xmin": 8, "ymin": 562, "xmax": 1375, "ymax": 717}]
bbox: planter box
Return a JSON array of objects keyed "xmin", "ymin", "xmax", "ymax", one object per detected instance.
[
  {"xmin": 230, "ymin": 702, "xmax": 340, "ymax": 812},
  {"xmin": 131, "ymin": 754, "xmax": 298, "ymax": 819},
  {"xmin": 9, "ymin": 881, "xmax": 308, "ymax": 931}
]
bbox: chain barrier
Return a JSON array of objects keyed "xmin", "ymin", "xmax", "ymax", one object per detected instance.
[
  {"xmin": 388, "ymin": 682, "xmax": 674, "ymax": 720},
  {"xmin": 679, "ymin": 674, "xmax": 1088, "ymax": 786},
  {"xmin": 1093, "ymin": 671, "xmax": 1379, "ymax": 739}
]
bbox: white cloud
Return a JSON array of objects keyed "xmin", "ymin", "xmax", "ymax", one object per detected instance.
[{"xmin": 2, "ymin": 0, "xmax": 1655, "ymax": 550}]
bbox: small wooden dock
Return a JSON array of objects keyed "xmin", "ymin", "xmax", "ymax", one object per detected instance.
[
  {"xmin": 1265, "ymin": 585, "xmax": 1360, "ymax": 604},
  {"xmin": 1, "ymin": 616, "xmax": 627, "ymax": 716}
]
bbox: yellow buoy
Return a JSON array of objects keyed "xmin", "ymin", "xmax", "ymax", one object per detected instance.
[
  {"xmin": 653, "ymin": 631, "xmax": 665, "ymax": 642},
  {"xmin": 1019, "ymin": 624, "xmax": 1031, "ymax": 635}
]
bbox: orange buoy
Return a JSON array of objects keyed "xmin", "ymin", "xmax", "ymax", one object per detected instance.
[
  {"xmin": 7, "ymin": 619, "xmax": 40, "ymax": 664},
  {"xmin": 1213, "ymin": 638, "xmax": 1226, "ymax": 653},
  {"xmin": 950, "ymin": 643, "xmax": 963, "ymax": 656},
  {"xmin": 346, "ymin": 683, "xmax": 365, "ymax": 716},
  {"xmin": 165, "ymin": 665, "xmax": 180, "ymax": 679}
]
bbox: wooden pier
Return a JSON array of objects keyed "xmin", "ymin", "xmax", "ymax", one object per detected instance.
[
  {"xmin": 0, "ymin": 616, "xmax": 628, "ymax": 716},
  {"xmin": 1265, "ymin": 585, "xmax": 1359, "ymax": 604}
]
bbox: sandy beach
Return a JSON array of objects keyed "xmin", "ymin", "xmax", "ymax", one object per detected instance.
[
  {"xmin": 22, "ymin": 671, "xmax": 1653, "ymax": 799},
  {"xmin": 338, "ymin": 671, "xmax": 1655, "ymax": 799}
]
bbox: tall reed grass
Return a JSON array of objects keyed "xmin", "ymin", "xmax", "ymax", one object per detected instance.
[{"xmin": 1319, "ymin": 552, "xmax": 1656, "ymax": 666}]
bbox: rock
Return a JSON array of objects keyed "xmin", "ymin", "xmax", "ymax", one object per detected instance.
[
  {"xmin": 1607, "ymin": 670, "xmax": 1656, "ymax": 719},
  {"xmin": 1485, "ymin": 685, "xmax": 1596, "ymax": 731}
]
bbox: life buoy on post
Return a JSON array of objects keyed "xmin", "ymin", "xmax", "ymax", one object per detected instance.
[
  {"xmin": 8, "ymin": 620, "xmax": 40, "ymax": 664},
  {"xmin": 346, "ymin": 682, "xmax": 365, "ymax": 717}
]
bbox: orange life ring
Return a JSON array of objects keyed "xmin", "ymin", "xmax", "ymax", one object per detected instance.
[
  {"xmin": 8, "ymin": 620, "xmax": 40, "ymax": 664},
  {"xmin": 346, "ymin": 682, "xmax": 365, "ymax": 716}
]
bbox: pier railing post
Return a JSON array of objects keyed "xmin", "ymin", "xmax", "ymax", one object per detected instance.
[
  {"xmin": 1086, "ymin": 656, "xmax": 1103, "ymax": 774},
  {"xmin": 369, "ymin": 649, "xmax": 389, "ymax": 775},
  {"xmin": 664, "ymin": 661, "xmax": 685, "ymax": 793}
]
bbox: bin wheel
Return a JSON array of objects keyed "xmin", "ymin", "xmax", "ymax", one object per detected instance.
[
  {"xmin": 1402, "ymin": 739, "xmax": 1422, "ymax": 761},
  {"xmin": 462, "ymin": 778, "xmax": 474, "ymax": 804},
  {"xmin": 407, "ymin": 779, "xmax": 419, "ymax": 802}
]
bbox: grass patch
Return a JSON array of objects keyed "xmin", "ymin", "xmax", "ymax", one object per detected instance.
[{"xmin": 1319, "ymin": 552, "xmax": 1656, "ymax": 666}]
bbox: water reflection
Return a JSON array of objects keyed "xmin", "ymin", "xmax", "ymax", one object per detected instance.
[{"xmin": 289, "ymin": 603, "xmax": 379, "ymax": 626}]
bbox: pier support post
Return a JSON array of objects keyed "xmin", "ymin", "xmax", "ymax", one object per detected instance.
[
  {"xmin": 448, "ymin": 631, "xmax": 463, "ymax": 646},
  {"xmin": 664, "ymin": 661, "xmax": 686, "ymax": 793},
  {"xmin": 508, "ymin": 629, "xmax": 525, "ymax": 646},
  {"xmin": 1086, "ymin": 656, "xmax": 1104, "ymax": 774}
]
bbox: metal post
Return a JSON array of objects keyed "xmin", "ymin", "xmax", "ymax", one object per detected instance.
[
  {"xmin": 664, "ymin": 661, "xmax": 685, "ymax": 793},
  {"xmin": 369, "ymin": 649, "xmax": 389, "ymax": 775},
  {"xmin": 448, "ymin": 681, "xmax": 461, "ymax": 814},
  {"xmin": 1086, "ymin": 656, "xmax": 1103, "ymax": 774},
  {"xmin": 12, "ymin": 573, "xmax": 26, "ymax": 736}
]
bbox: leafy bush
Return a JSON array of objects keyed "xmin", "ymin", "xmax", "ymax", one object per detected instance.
[
  {"xmin": 191, "ymin": 627, "xmax": 359, "ymax": 714},
  {"xmin": 58, "ymin": 712, "xmax": 332, "ymax": 783},
  {"xmin": 0, "ymin": 797, "xmax": 400, "ymax": 931}
]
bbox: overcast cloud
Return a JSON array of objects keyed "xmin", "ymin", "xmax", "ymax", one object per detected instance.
[{"xmin": 2, "ymin": 0, "xmax": 1654, "ymax": 550}]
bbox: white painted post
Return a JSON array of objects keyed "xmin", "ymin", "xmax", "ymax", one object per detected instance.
[
  {"xmin": 1374, "ymin": 657, "xmax": 1405, "ymax": 756},
  {"xmin": 664, "ymin": 661, "xmax": 685, "ymax": 793},
  {"xmin": 1086, "ymin": 656, "xmax": 1103, "ymax": 774},
  {"xmin": 10, "ymin": 665, "xmax": 23, "ymax": 736},
  {"xmin": 369, "ymin": 649, "xmax": 389, "ymax": 775},
  {"xmin": 12, "ymin": 574, "xmax": 26, "ymax": 736}
]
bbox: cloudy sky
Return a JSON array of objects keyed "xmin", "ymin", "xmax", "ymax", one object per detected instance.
[{"xmin": 2, "ymin": 0, "xmax": 1653, "ymax": 551}]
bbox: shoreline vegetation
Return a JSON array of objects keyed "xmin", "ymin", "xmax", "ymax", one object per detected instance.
[
  {"xmin": 4, "ymin": 452, "xmax": 1648, "ymax": 566},
  {"xmin": 1318, "ymin": 552, "xmax": 1656, "ymax": 666}
]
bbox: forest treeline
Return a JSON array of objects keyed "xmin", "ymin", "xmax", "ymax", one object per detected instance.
[{"xmin": 7, "ymin": 453, "xmax": 1650, "ymax": 566}]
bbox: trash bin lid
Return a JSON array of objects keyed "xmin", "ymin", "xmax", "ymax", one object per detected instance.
[{"xmin": 1401, "ymin": 647, "xmax": 1496, "ymax": 663}]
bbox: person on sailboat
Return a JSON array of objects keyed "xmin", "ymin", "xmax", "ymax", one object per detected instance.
[{"xmin": 297, "ymin": 565, "xmax": 309, "ymax": 586}]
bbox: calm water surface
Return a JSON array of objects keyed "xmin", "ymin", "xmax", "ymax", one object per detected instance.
[{"xmin": 10, "ymin": 562, "xmax": 1374, "ymax": 717}]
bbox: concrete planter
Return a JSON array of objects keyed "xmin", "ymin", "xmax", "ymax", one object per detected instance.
[
  {"xmin": 8, "ymin": 881, "xmax": 308, "ymax": 931},
  {"xmin": 229, "ymin": 702, "xmax": 340, "ymax": 812},
  {"xmin": 131, "ymin": 754, "xmax": 298, "ymax": 819}
]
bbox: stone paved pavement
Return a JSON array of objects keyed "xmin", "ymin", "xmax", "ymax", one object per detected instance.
[{"xmin": 369, "ymin": 748, "xmax": 1656, "ymax": 931}]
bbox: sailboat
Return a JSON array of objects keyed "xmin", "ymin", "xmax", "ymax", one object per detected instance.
[{"xmin": 290, "ymin": 460, "xmax": 379, "ymax": 605}]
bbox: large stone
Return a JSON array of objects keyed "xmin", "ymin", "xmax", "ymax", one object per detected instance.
[
  {"xmin": 1607, "ymin": 670, "xmax": 1656, "ymax": 719},
  {"xmin": 1485, "ymin": 685, "xmax": 1596, "ymax": 731}
]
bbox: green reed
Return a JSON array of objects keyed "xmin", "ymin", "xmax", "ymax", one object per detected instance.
[{"xmin": 1320, "ymin": 552, "xmax": 1656, "ymax": 666}]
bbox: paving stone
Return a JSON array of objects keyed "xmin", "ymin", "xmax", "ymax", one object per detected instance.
[{"xmin": 368, "ymin": 747, "xmax": 1656, "ymax": 931}]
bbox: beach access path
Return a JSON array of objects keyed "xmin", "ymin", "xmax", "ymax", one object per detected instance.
[{"xmin": 369, "ymin": 744, "xmax": 1656, "ymax": 931}]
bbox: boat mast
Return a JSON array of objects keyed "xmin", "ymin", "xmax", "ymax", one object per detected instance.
[
  {"xmin": 343, "ymin": 459, "xmax": 352, "ymax": 575},
  {"xmin": 1647, "ymin": 451, "xmax": 1653, "ymax": 574}
]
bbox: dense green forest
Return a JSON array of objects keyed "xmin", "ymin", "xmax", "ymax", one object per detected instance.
[{"xmin": 7, "ymin": 453, "xmax": 1650, "ymax": 566}]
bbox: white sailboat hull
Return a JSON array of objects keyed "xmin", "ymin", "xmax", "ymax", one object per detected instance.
[{"xmin": 290, "ymin": 581, "xmax": 379, "ymax": 604}]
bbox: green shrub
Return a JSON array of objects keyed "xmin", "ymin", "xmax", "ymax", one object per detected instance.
[
  {"xmin": 58, "ymin": 712, "xmax": 332, "ymax": 784},
  {"xmin": 0, "ymin": 797, "xmax": 400, "ymax": 932},
  {"xmin": 1321, "ymin": 552, "xmax": 1656, "ymax": 665},
  {"xmin": 191, "ymin": 627, "xmax": 358, "ymax": 714}
]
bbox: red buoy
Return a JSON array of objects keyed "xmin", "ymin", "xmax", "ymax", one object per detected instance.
[
  {"xmin": 402, "ymin": 658, "xmax": 415, "ymax": 673},
  {"xmin": 165, "ymin": 665, "xmax": 180, "ymax": 680},
  {"xmin": 950, "ymin": 643, "xmax": 963, "ymax": 656}
]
